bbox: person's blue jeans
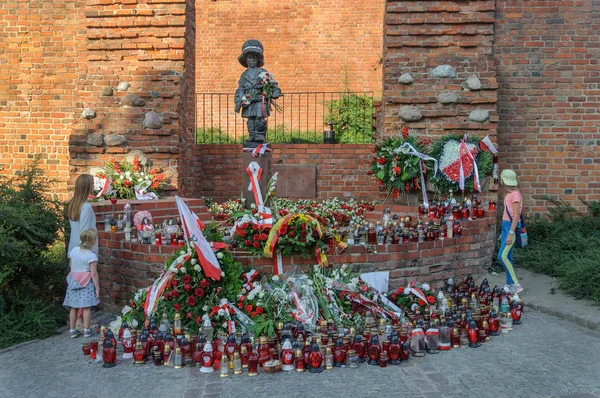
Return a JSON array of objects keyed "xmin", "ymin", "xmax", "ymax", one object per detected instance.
[{"xmin": 498, "ymin": 220, "xmax": 519, "ymax": 285}]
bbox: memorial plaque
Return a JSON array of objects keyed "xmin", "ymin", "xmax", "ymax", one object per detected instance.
[{"xmin": 272, "ymin": 164, "xmax": 317, "ymax": 198}]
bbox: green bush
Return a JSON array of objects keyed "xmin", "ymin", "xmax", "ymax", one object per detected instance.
[
  {"xmin": 0, "ymin": 159, "xmax": 67, "ymax": 347},
  {"xmin": 326, "ymin": 93, "xmax": 374, "ymax": 144},
  {"xmin": 514, "ymin": 198, "xmax": 600, "ymax": 303}
]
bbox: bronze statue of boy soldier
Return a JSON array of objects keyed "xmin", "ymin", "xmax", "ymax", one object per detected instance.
[{"xmin": 234, "ymin": 40, "xmax": 282, "ymax": 148}]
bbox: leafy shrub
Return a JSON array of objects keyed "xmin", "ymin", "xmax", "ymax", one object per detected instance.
[
  {"xmin": 0, "ymin": 159, "xmax": 67, "ymax": 347},
  {"xmin": 326, "ymin": 93, "xmax": 374, "ymax": 144},
  {"xmin": 0, "ymin": 299, "xmax": 66, "ymax": 349},
  {"xmin": 514, "ymin": 198, "xmax": 600, "ymax": 303}
]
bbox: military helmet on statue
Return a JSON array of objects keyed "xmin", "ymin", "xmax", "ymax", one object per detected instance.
[{"xmin": 238, "ymin": 39, "xmax": 265, "ymax": 68}]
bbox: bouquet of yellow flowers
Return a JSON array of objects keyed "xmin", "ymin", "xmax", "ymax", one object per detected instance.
[{"xmin": 97, "ymin": 156, "xmax": 168, "ymax": 200}]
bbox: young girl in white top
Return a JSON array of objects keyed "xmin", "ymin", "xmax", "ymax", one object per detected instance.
[
  {"xmin": 66, "ymin": 174, "xmax": 98, "ymax": 329},
  {"xmin": 63, "ymin": 229, "xmax": 100, "ymax": 338}
]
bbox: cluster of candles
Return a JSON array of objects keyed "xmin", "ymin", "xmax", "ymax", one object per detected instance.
[
  {"xmin": 344, "ymin": 193, "xmax": 497, "ymax": 247},
  {"xmin": 82, "ymin": 274, "xmax": 523, "ymax": 376},
  {"xmin": 103, "ymin": 209, "xmax": 186, "ymax": 246}
]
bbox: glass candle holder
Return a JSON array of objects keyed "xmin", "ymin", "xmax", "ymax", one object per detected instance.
[
  {"xmin": 82, "ymin": 343, "xmax": 91, "ymax": 356},
  {"xmin": 247, "ymin": 353, "xmax": 258, "ymax": 376},
  {"xmin": 90, "ymin": 341, "xmax": 98, "ymax": 360}
]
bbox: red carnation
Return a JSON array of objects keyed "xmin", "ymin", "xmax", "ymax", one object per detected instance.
[
  {"xmin": 164, "ymin": 292, "xmax": 171, "ymax": 301},
  {"xmin": 279, "ymin": 224, "xmax": 288, "ymax": 234},
  {"xmin": 251, "ymin": 311, "xmax": 257, "ymax": 317},
  {"xmin": 239, "ymin": 230, "xmax": 246, "ymax": 237},
  {"xmin": 427, "ymin": 295, "xmax": 435, "ymax": 305},
  {"xmin": 170, "ymin": 279, "xmax": 179, "ymax": 287},
  {"xmin": 186, "ymin": 312, "xmax": 193, "ymax": 319},
  {"xmin": 256, "ymin": 306, "xmax": 264, "ymax": 315},
  {"xmin": 391, "ymin": 293, "xmax": 397, "ymax": 300},
  {"xmin": 252, "ymin": 224, "xmax": 259, "ymax": 230},
  {"xmin": 289, "ymin": 232, "xmax": 296, "ymax": 238},
  {"xmin": 183, "ymin": 283, "xmax": 191, "ymax": 292},
  {"xmin": 196, "ymin": 288, "xmax": 205, "ymax": 298},
  {"xmin": 196, "ymin": 316, "xmax": 202, "ymax": 325},
  {"xmin": 181, "ymin": 275, "xmax": 191, "ymax": 284},
  {"xmin": 246, "ymin": 304, "xmax": 253, "ymax": 313},
  {"xmin": 244, "ymin": 239, "xmax": 252, "ymax": 246},
  {"xmin": 418, "ymin": 299, "xmax": 426, "ymax": 307},
  {"xmin": 300, "ymin": 223, "xmax": 306, "ymax": 230},
  {"xmin": 174, "ymin": 303, "xmax": 181, "ymax": 311},
  {"xmin": 187, "ymin": 296, "xmax": 197, "ymax": 307},
  {"xmin": 171, "ymin": 290, "xmax": 179, "ymax": 298},
  {"xmin": 260, "ymin": 233, "xmax": 268, "ymax": 241},
  {"xmin": 199, "ymin": 279, "xmax": 209, "ymax": 289},
  {"xmin": 253, "ymin": 241, "xmax": 261, "ymax": 249}
]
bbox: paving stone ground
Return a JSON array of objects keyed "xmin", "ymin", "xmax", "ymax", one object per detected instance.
[{"xmin": 1, "ymin": 311, "xmax": 599, "ymax": 398}]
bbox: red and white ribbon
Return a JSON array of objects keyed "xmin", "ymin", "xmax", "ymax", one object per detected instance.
[
  {"xmin": 252, "ymin": 143, "xmax": 270, "ymax": 157},
  {"xmin": 272, "ymin": 251, "xmax": 283, "ymax": 275},
  {"xmin": 291, "ymin": 290, "xmax": 314, "ymax": 324},
  {"xmin": 246, "ymin": 162, "xmax": 264, "ymax": 207},
  {"xmin": 89, "ymin": 176, "xmax": 112, "ymax": 199},
  {"xmin": 242, "ymin": 269, "xmax": 259, "ymax": 293},
  {"xmin": 142, "ymin": 252, "xmax": 190, "ymax": 317},
  {"xmin": 406, "ymin": 282, "xmax": 431, "ymax": 309},
  {"xmin": 458, "ymin": 135, "xmax": 481, "ymax": 192},
  {"xmin": 246, "ymin": 162, "xmax": 273, "ymax": 227},
  {"xmin": 399, "ymin": 142, "xmax": 438, "ymax": 207}
]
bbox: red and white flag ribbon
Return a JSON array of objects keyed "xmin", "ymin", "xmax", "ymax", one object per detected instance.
[
  {"xmin": 89, "ymin": 176, "xmax": 112, "ymax": 199},
  {"xmin": 252, "ymin": 143, "xmax": 270, "ymax": 157},
  {"xmin": 480, "ymin": 135, "xmax": 498, "ymax": 155},
  {"xmin": 272, "ymin": 251, "xmax": 283, "ymax": 275},
  {"xmin": 246, "ymin": 161, "xmax": 273, "ymax": 227},
  {"xmin": 246, "ymin": 162, "xmax": 264, "ymax": 207},
  {"xmin": 175, "ymin": 196, "xmax": 221, "ymax": 280},
  {"xmin": 458, "ymin": 135, "xmax": 481, "ymax": 192},
  {"xmin": 142, "ymin": 252, "xmax": 189, "ymax": 317},
  {"xmin": 242, "ymin": 269, "xmax": 259, "ymax": 293}
]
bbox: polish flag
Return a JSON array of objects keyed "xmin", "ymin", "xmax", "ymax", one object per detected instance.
[{"xmin": 175, "ymin": 196, "xmax": 222, "ymax": 280}]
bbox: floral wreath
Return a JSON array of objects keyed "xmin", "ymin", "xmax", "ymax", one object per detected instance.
[
  {"xmin": 368, "ymin": 127, "xmax": 434, "ymax": 199},
  {"xmin": 427, "ymin": 135, "xmax": 493, "ymax": 194}
]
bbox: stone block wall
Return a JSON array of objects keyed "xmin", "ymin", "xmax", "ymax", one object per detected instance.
[
  {"xmin": 494, "ymin": 0, "xmax": 600, "ymax": 214},
  {"xmin": 70, "ymin": 0, "xmax": 189, "ymax": 195},
  {"xmin": 383, "ymin": 0, "xmax": 498, "ymax": 144}
]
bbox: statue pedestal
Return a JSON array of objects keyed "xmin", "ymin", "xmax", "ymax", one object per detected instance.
[{"xmin": 242, "ymin": 152, "xmax": 271, "ymax": 210}]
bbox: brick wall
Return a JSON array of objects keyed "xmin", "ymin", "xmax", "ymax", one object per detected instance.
[
  {"xmin": 0, "ymin": 0, "xmax": 86, "ymax": 199},
  {"xmin": 495, "ymin": 1, "xmax": 600, "ymax": 215},
  {"xmin": 93, "ymin": 198, "xmax": 495, "ymax": 310},
  {"xmin": 195, "ymin": 0, "xmax": 385, "ymax": 95},
  {"xmin": 189, "ymin": 144, "xmax": 381, "ymax": 202}
]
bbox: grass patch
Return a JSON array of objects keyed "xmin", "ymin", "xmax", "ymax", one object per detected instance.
[
  {"xmin": 196, "ymin": 123, "xmax": 373, "ymax": 145},
  {"xmin": 514, "ymin": 198, "xmax": 600, "ymax": 303}
]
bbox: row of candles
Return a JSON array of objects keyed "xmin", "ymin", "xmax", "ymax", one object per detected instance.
[
  {"xmin": 341, "ymin": 194, "xmax": 497, "ymax": 247},
  {"xmin": 83, "ymin": 275, "xmax": 523, "ymax": 376}
]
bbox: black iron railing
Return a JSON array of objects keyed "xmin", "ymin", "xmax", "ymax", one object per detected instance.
[{"xmin": 195, "ymin": 92, "xmax": 375, "ymax": 144}]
